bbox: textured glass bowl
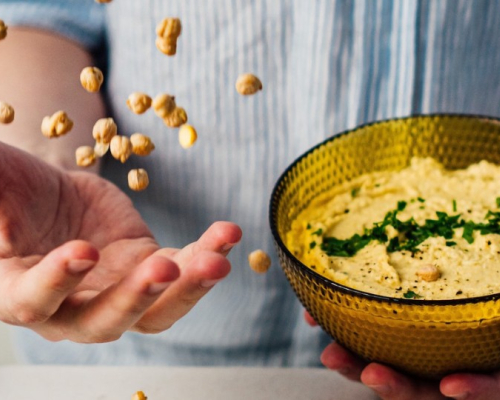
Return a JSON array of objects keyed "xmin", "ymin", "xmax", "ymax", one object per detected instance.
[{"xmin": 269, "ymin": 114, "xmax": 500, "ymax": 379}]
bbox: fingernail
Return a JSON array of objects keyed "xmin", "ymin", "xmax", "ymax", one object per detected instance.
[
  {"xmin": 67, "ymin": 259, "xmax": 96, "ymax": 274},
  {"xmin": 148, "ymin": 281, "xmax": 173, "ymax": 295},
  {"xmin": 221, "ymin": 243, "xmax": 235, "ymax": 252},
  {"xmin": 449, "ymin": 393, "xmax": 469, "ymax": 400},
  {"xmin": 367, "ymin": 384, "xmax": 392, "ymax": 395},
  {"xmin": 201, "ymin": 278, "xmax": 223, "ymax": 288}
]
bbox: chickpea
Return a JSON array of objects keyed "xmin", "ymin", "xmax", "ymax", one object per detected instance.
[
  {"xmin": 110, "ymin": 135, "xmax": 132, "ymax": 163},
  {"xmin": 128, "ymin": 169, "xmax": 149, "ymax": 191},
  {"xmin": 80, "ymin": 66, "xmax": 104, "ymax": 93},
  {"xmin": 156, "ymin": 17, "xmax": 182, "ymax": 56},
  {"xmin": 92, "ymin": 117, "xmax": 117, "ymax": 144},
  {"xmin": 94, "ymin": 141, "xmax": 110, "ymax": 157},
  {"xmin": 152, "ymin": 94, "xmax": 176, "ymax": 118},
  {"xmin": 248, "ymin": 249, "xmax": 271, "ymax": 274},
  {"xmin": 95, "ymin": 0, "xmax": 113, "ymax": 2},
  {"xmin": 41, "ymin": 111, "xmax": 73, "ymax": 138},
  {"xmin": 416, "ymin": 264, "xmax": 441, "ymax": 282},
  {"xmin": 156, "ymin": 37, "xmax": 178, "ymax": 56},
  {"xmin": 75, "ymin": 146, "xmax": 96, "ymax": 167},
  {"xmin": 130, "ymin": 133, "xmax": 155, "ymax": 156},
  {"xmin": 163, "ymin": 107, "xmax": 187, "ymax": 128},
  {"xmin": 0, "ymin": 20, "xmax": 7, "ymax": 40},
  {"xmin": 235, "ymin": 73, "xmax": 263, "ymax": 95},
  {"xmin": 178, "ymin": 124, "xmax": 197, "ymax": 148},
  {"xmin": 131, "ymin": 391, "xmax": 147, "ymax": 400},
  {"xmin": 156, "ymin": 17, "xmax": 182, "ymax": 39},
  {"xmin": 126, "ymin": 92, "xmax": 152, "ymax": 114},
  {"xmin": 0, "ymin": 101, "xmax": 14, "ymax": 124}
]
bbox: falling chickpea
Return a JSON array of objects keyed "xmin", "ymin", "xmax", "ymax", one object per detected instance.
[
  {"xmin": 92, "ymin": 117, "xmax": 117, "ymax": 144},
  {"xmin": 178, "ymin": 124, "xmax": 197, "ymax": 148},
  {"xmin": 94, "ymin": 141, "xmax": 110, "ymax": 157},
  {"xmin": 41, "ymin": 111, "xmax": 73, "ymax": 138},
  {"xmin": 0, "ymin": 101, "xmax": 14, "ymax": 124},
  {"xmin": 80, "ymin": 66, "xmax": 104, "ymax": 93},
  {"xmin": 163, "ymin": 107, "xmax": 187, "ymax": 128},
  {"xmin": 152, "ymin": 93, "xmax": 176, "ymax": 118},
  {"xmin": 156, "ymin": 17, "xmax": 182, "ymax": 56},
  {"xmin": 156, "ymin": 38, "xmax": 178, "ymax": 56},
  {"xmin": 126, "ymin": 92, "xmax": 152, "ymax": 114},
  {"xmin": 235, "ymin": 73, "xmax": 263, "ymax": 95},
  {"xmin": 75, "ymin": 146, "xmax": 96, "ymax": 167},
  {"xmin": 110, "ymin": 135, "xmax": 132, "ymax": 163},
  {"xmin": 156, "ymin": 17, "xmax": 182, "ymax": 39},
  {"xmin": 130, "ymin": 133, "xmax": 155, "ymax": 156},
  {"xmin": 0, "ymin": 20, "xmax": 7, "ymax": 40},
  {"xmin": 248, "ymin": 249, "xmax": 272, "ymax": 274},
  {"xmin": 128, "ymin": 169, "xmax": 149, "ymax": 191}
]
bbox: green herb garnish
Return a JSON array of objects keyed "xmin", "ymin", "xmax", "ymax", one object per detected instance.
[
  {"xmin": 496, "ymin": 197, "xmax": 500, "ymax": 208},
  {"xmin": 417, "ymin": 197, "xmax": 425, "ymax": 203},
  {"xmin": 403, "ymin": 290, "xmax": 422, "ymax": 299},
  {"xmin": 462, "ymin": 222, "xmax": 475, "ymax": 244},
  {"xmin": 309, "ymin": 241, "xmax": 316, "ymax": 249},
  {"xmin": 321, "ymin": 234, "xmax": 372, "ymax": 257},
  {"xmin": 312, "ymin": 228, "xmax": 323, "ymax": 236},
  {"xmin": 452, "ymin": 199, "xmax": 457, "ymax": 212},
  {"xmin": 320, "ymin": 199, "xmax": 500, "ymax": 257},
  {"xmin": 351, "ymin": 187, "xmax": 360, "ymax": 198}
]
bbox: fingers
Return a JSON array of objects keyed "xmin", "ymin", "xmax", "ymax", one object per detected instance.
[
  {"xmin": 131, "ymin": 222, "xmax": 239, "ymax": 333},
  {"xmin": 39, "ymin": 254, "xmax": 180, "ymax": 342},
  {"xmin": 304, "ymin": 310, "xmax": 318, "ymax": 326},
  {"xmin": 441, "ymin": 373, "xmax": 500, "ymax": 400},
  {"xmin": 321, "ymin": 342, "xmax": 366, "ymax": 381},
  {"xmin": 360, "ymin": 363, "xmax": 446, "ymax": 400},
  {"xmin": 192, "ymin": 221, "xmax": 242, "ymax": 254},
  {"xmin": 0, "ymin": 222, "xmax": 241, "ymax": 342},
  {"xmin": 322, "ymin": 342, "xmax": 498, "ymax": 400},
  {"xmin": 157, "ymin": 221, "xmax": 242, "ymax": 263},
  {"xmin": 133, "ymin": 250, "xmax": 231, "ymax": 333},
  {"xmin": 0, "ymin": 240, "xmax": 99, "ymax": 325}
]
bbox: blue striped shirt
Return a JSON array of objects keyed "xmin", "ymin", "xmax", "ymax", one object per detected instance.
[{"xmin": 2, "ymin": 0, "xmax": 500, "ymax": 366}]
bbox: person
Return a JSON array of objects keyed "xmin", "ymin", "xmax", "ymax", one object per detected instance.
[{"xmin": 1, "ymin": 1, "xmax": 500, "ymax": 399}]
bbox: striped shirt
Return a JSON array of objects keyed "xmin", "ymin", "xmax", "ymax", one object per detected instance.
[{"xmin": 2, "ymin": 0, "xmax": 500, "ymax": 366}]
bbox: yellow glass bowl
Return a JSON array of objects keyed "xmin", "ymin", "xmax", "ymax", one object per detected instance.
[{"xmin": 269, "ymin": 114, "xmax": 500, "ymax": 379}]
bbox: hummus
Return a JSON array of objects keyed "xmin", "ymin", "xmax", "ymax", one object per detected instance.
[{"xmin": 286, "ymin": 157, "xmax": 500, "ymax": 300}]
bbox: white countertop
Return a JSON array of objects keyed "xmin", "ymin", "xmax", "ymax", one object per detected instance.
[{"xmin": 0, "ymin": 366, "xmax": 377, "ymax": 399}]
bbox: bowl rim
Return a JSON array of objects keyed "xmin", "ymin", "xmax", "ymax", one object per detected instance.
[{"xmin": 269, "ymin": 112, "xmax": 500, "ymax": 306}]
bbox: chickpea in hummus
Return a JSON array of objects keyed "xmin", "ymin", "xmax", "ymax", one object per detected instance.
[{"xmin": 286, "ymin": 157, "xmax": 500, "ymax": 300}]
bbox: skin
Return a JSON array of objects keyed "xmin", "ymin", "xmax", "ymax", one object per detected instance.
[
  {"xmin": 0, "ymin": 139, "xmax": 242, "ymax": 342},
  {"xmin": 0, "ymin": 28, "xmax": 242, "ymax": 342},
  {"xmin": 0, "ymin": 28, "xmax": 103, "ymax": 171}
]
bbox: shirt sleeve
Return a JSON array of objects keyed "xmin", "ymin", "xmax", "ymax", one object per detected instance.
[{"xmin": 0, "ymin": 0, "xmax": 106, "ymax": 52}]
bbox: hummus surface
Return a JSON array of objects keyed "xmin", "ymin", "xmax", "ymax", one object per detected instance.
[{"xmin": 286, "ymin": 158, "xmax": 500, "ymax": 300}]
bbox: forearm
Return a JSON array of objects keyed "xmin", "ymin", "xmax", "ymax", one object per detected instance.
[{"xmin": 0, "ymin": 28, "xmax": 106, "ymax": 171}]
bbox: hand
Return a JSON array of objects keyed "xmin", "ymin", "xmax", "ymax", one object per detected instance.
[
  {"xmin": 305, "ymin": 311, "xmax": 500, "ymax": 400},
  {"xmin": 0, "ymin": 143, "xmax": 242, "ymax": 343}
]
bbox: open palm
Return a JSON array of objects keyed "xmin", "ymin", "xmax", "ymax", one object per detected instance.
[{"xmin": 0, "ymin": 143, "xmax": 242, "ymax": 342}]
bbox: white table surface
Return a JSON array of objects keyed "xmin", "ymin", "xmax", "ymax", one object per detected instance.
[{"xmin": 0, "ymin": 366, "xmax": 378, "ymax": 399}]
